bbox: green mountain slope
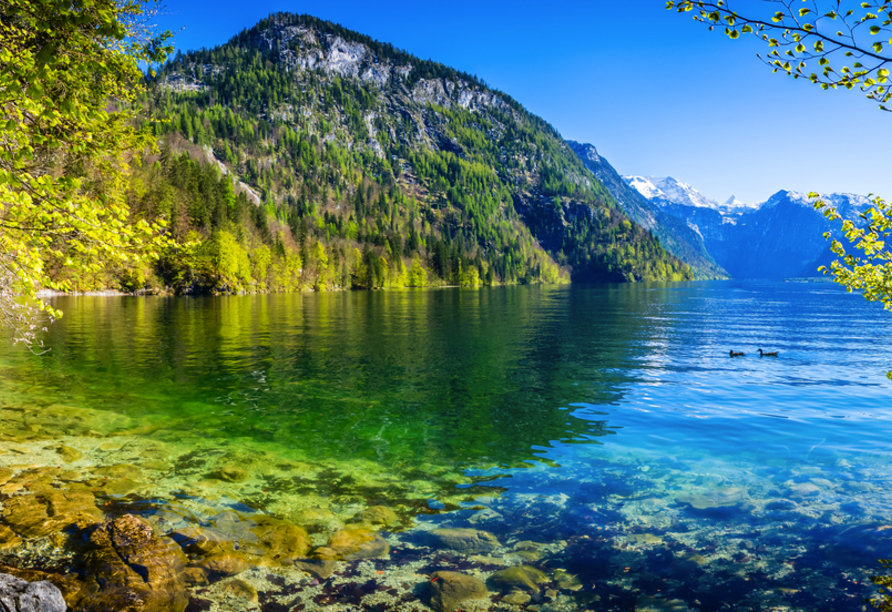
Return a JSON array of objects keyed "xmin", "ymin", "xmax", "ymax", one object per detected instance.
[{"xmin": 124, "ymin": 12, "xmax": 693, "ymax": 293}]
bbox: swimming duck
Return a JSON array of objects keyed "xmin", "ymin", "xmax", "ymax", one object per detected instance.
[
  {"xmin": 729, "ymin": 350, "xmax": 745, "ymax": 357},
  {"xmin": 758, "ymin": 348, "xmax": 778, "ymax": 357}
]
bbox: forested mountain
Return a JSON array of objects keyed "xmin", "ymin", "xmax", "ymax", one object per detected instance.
[{"xmin": 96, "ymin": 12, "xmax": 694, "ymax": 294}]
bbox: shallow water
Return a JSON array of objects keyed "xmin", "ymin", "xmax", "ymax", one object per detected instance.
[{"xmin": 2, "ymin": 280, "xmax": 892, "ymax": 611}]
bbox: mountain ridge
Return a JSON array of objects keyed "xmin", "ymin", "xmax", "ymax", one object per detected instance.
[
  {"xmin": 618, "ymin": 171, "xmax": 870, "ymax": 279},
  {"xmin": 129, "ymin": 12, "xmax": 694, "ymax": 294}
]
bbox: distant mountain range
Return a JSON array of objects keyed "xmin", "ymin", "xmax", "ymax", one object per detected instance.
[
  {"xmin": 568, "ymin": 142, "xmax": 728, "ymax": 279},
  {"xmin": 565, "ymin": 141, "xmax": 869, "ymax": 280},
  {"xmin": 618, "ymin": 168, "xmax": 868, "ymax": 279},
  {"xmin": 623, "ymin": 176, "xmax": 760, "ymax": 214}
]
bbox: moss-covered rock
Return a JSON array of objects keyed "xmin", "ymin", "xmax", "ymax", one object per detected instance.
[
  {"xmin": 354, "ymin": 505, "xmax": 399, "ymax": 527},
  {"xmin": 193, "ymin": 551, "xmax": 251, "ymax": 581},
  {"xmin": 56, "ymin": 445, "xmax": 83, "ymax": 463},
  {"xmin": 3, "ymin": 489, "xmax": 104, "ymax": 538},
  {"xmin": 209, "ymin": 465, "xmax": 250, "ymax": 482},
  {"xmin": 325, "ymin": 528, "xmax": 389, "ymax": 560},
  {"xmin": 0, "ymin": 525, "xmax": 22, "ymax": 550},
  {"xmin": 250, "ymin": 515, "xmax": 312, "ymax": 565}
]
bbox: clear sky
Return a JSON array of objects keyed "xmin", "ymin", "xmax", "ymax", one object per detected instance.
[{"xmin": 154, "ymin": 0, "xmax": 892, "ymax": 205}]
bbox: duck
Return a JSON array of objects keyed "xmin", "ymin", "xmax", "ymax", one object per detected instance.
[
  {"xmin": 729, "ymin": 350, "xmax": 745, "ymax": 357},
  {"xmin": 758, "ymin": 348, "xmax": 779, "ymax": 357}
]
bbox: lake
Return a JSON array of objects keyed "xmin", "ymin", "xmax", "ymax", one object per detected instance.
[{"xmin": 1, "ymin": 280, "xmax": 891, "ymax": 611}]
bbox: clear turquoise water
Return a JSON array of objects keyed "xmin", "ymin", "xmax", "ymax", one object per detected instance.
[{"xmin": 3, "ymin": 280, "xmax": 892, "ymax": 609}]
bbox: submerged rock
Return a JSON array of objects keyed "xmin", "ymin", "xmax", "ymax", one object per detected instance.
[
  {"xmin": 80, "ymin": 514, "xmax": 189, "ymax": 612},
  {"xmin": 221, "ymin": 578, "xmax": 258, "ymax": 603},
  {"xmin": 56, "ymin": 446, "xmax": 82, "ymax": 463},
  {"xmin": 553, "ymin": 569, "xmax": 583, "ymax": 591},
  {"xmin": 428, "ymin": 571, "xmax": 488, "ymax": 612},
  {"xmin": 354, "ymin": 505, "xmax": 399, "ymax": 527},
  {"xmin": 250, "ymin": 515, "xmax": 312, "ymax": 565},
  {"xmin": 294, "ymin": 559, "xmax": 337, "ymax": 580},
  {"xmin": 428, "ymin": 528, "xmax": 500, "ymax": 554},
  {"xmin": 788, "ymin": 482, "xmax": 821, "ymax": 499},
  {"xmin": 677, "ymin": 487, "xmax": 747, "ymax": 511},
  {"xmin": 210, "ymin": 465, "xmax": 249, "ymax": 482},
  {"xmin": 487, "ymin": 566, "xmax": 549, "ymax": 593},
  {"xmin": 0, "ymin": 573, "xmax": 66, "ymax": 612},
  {"xmin": 192, "ymin": 552, "xmax": 251, "ymax": 581},
  {"xmin": 0, "ymin": 526, "xmax": 22, "ymax": 551},
  {"xmin": 324, "ymin": 528, "xmax": 389, "ymax": 560},
  {"xmin": 502, "ymin": 591, "xmax": 531, "ymax": 605},
  {"xmin": 3, "ymin": 490, "xmax": 103, "ymax": 538}
]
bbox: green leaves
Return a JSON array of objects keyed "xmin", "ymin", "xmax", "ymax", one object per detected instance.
[
  {"xmin": 666, "ymin": 0, "xmax": 892, "ymax": 113},
  {"xmin": 0, "ymin": 0, "xmax": 172, "ymax": 347}
]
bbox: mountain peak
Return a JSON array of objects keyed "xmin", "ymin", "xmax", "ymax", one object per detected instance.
[
  {"xmin": 566, "ymin": 140, "xmax": 600, "ymax": 164},
  {"xmin": 623, "ymin": 175, "xmax": 719, "ymax": 210}
]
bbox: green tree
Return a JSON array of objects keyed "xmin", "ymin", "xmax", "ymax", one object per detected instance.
[
  {"xmin": 0, "ymin": 0, "xmax": 170, "ymax": 348},
  {"xmin": 204, "ymin": 229, "xmax": 250, "ymax": 290},
  {"xmin": 251, "ymin": 244, "xmax": 272, "ymax": 288}
]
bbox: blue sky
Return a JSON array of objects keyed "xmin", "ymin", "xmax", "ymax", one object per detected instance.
[{"xmin": 155, "ymin": 0, "xmax": 892, "ymax": 204}]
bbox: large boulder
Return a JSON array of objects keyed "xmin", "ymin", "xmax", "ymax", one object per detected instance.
[
  {"xmin": 0, "ymin": 573, "xmax": 67, "ymax": 612},
  {"xmin": 78, "ymin": 515, "xmax": 189, "ymax": 612}
]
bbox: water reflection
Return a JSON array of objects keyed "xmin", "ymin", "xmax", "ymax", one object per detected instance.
[
  {"xmin": 2, "ymin": 281, "xmax": 892, "ymax": 610},
  {"xmin": 2, "ymin": 287, "xmax": 653, "ymax": 479}
]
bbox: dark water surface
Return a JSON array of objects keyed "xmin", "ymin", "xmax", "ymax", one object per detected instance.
[{"xmin": 2, "ymin": 280, "xmax": 892, "ymax": 611}]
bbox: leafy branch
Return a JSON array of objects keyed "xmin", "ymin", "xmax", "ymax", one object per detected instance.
[{"xmin": 667, "ymin": 1, "xmax": 892, "ymax": 111}]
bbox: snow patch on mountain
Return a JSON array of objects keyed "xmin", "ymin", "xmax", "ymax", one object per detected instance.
[
  {"xmin": 624, "ymin": 177, "xmax": 763, "ymax": 212},
  {"xmin": 623, "ymin": 175, "xmax": 719, "ymax": 209},
  {"xmin": 623, "ymin": 176, "xmax": 666, "ymax": 201},
  {"xmin": 652, "ymin": 177, "xmax": 717, "ymax": 208}
]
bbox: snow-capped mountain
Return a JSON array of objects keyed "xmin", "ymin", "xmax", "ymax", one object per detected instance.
[
  {"xmin": 623, "ymin": 176, "xmax": 667, "ymax": 201},
  {"xmin": 648, "ymin": 176, "xmax": 719, "ymax": 209},
  {"xmin": 614, "ymin": 176, "xmax": 871, "ymax": 279},
  {"xmin": 761, "ymin": 190, "xmax": 869, "ymax": 219},
  {"xmin": 623, "ymin": 176, "xmax": 758, "ymax": 213}
]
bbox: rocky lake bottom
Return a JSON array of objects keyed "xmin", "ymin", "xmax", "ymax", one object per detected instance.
[{"xmin": 1, "ymin": 394, "xmax": 891, "ymax": 612}]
